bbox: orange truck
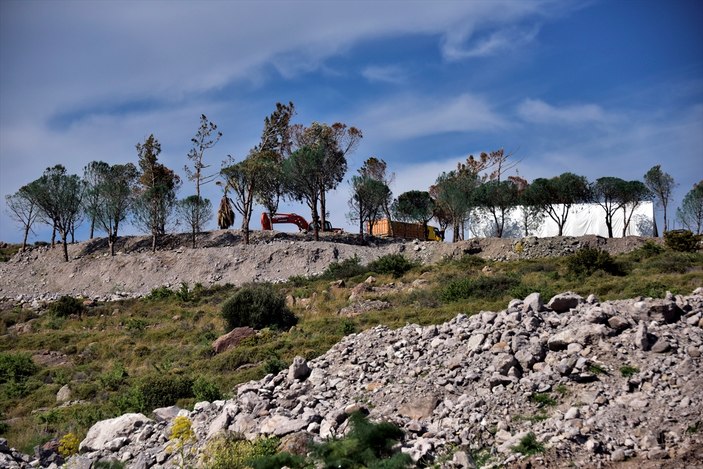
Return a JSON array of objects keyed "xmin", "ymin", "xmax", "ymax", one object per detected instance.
[{"xmin": 367, "ymin": 219, "xmax": 443, "ymax": 241}]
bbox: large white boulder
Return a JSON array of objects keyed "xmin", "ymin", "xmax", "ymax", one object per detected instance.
[{"xmin": 79, "ymin": 413, "xmax": 152, "ymax": 452}]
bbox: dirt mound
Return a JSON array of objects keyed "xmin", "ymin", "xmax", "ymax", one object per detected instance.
[{"xmin": 0, "ymin": 231, "xmax": 659, "ymax": 302}]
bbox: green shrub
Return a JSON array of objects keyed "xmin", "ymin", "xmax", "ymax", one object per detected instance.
[
  {"xmin": 322, "ymin": 255, "xmax": 368, "ymax": 280},
  {"xmin": 368, "ymin": 254, "xmax": 416, "ymax": 278},
  {"xmin": 566, "ymin": 247, "xmax": 624, "ymax": 277},
  {"xmin": 664, "ymin": 229, "xmax": 701, "ymax": 252},
  {"xmin": 202, "ymin": 435, "xmax": 281, "ymax": 469},
  {"xmin": 192, "ymin": 376, "xmax": 221, "ymax": 402},
  {"xmin": 312, "ymin": 412, "xmax": 412, "ymax": 468},
  {"xmin": 441, "ymin": 275, "xmax": 520, "ymax": 302},
  {"xmin": 99, "ymin": 363, "xmax": 128, "ymax": 391},
  {"xmin": 48, "ymin": 295, "xmax": 86, "ymax": 318},
  {"xmin": 511, "ymin": 432, "xmax": 544, "ymax": 456},
  {"xmin": 146, "ymin": 286, "xmax": 174, "ymax": 300},
  {"xmin": 137, "ymin": 374, "xmax": 194, "ymax": 411},
  {"xmin": 221, "ymin": 283, "xmax": 297, "ymax": 331},
  {"xmin": 632, "ymin": 241, "xmax": 664, "ymax": 260},
  {"xmin": 263, "ymin": 356, "xmax": 287, "ymax": 375},
  {"xmin": 0, "ymin": 352, "xmax": 38, "ymax": 384}
]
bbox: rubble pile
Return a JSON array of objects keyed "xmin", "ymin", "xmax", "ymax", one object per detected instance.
[{"xmin": 4, "ymin": 289, "xmax": 697, "ymax": 468}]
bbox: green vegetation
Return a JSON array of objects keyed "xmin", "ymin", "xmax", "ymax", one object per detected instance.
[
  {"xmin": 221, "ymin": 283, "xmax": 297, "ymax": 331},
  {"xmin": 0, "ymin": 243, "xmax": 22, "ymax": 262},
  {"xmin": 202, "ymin": 435, "xmax": 281, "ymax": 469},
  {"xmin": 367, "ymin": 254, "xmax": 416, "ymax": 278},
  {"xmin": 566, "ymin": 247, "xmax": 624, "ymax": 277},
  {"xmin": 253, "ymin": 412, "xmax": 411, "ymax": 469},
  {"xmin": 511, "ymin": 432, "xmax": 545, "ymax": 456},
  {"xmin": 664, "ymin": 229, "xmax": 701, "ymax": 253},
  {"xmin": 48, "ymin": 295, "xmax": 86, "ymax": 318},
  {"xmin": 530, "ymin": 392, "xmax": 557, "ymax": 407},
  {"xmin": 619, "ymin": 365, "xmax": 640, "ymax": 378},
  {"xmin": 0, "ymin": 245, "xmax": 701, "ymax": 454}
]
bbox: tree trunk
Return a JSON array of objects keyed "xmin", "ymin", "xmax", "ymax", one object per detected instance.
[
  {"xmin": 21, "ymin": 224, "xmax": 30, "ymax": 251},
  {"xmin": 242, "ymin": 213, "xmax": 250, "ymax": 245},
  {"xmin": 51, "ymin": 224, "xmax": 56, "ymax": 248},
  {"xmin": 320, "ymin": 191, "xmax": 327, "ymax": 232},
  {"xmin": 61, "ymin": 234, "xmax": 69, "ymax": 262},
  {"xmin": 312, "ymin": 205, "xmax": 320, "ymax": 241},
  {"xmin": 109, "ymin": 234, "xmax": 116, "ymax": 257},
  {"xmin": 152, "ymin": 232, "xmax": 157, "ymax": 253},
  {"xmin": 192, "ymin": 226, "xmax": 196, "ymax": 249},
  {"xmin": 89, "ymin": 218, "xmax": 95, "ymax": 239}
]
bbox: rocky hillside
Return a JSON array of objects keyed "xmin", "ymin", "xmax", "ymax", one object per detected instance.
[
  {"xmin": 4, "ymin": 289, "xmax": 701, "ymax": 468},
  {"xmin": 0, "ymin": 230, "xmax": 655, "ymax": 303}
]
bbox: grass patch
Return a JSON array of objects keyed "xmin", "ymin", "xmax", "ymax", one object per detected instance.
[
  {"xmin": 513, "ymin": 412, "xmax": 549, "ymax": 423},
  {"xmin": 511, "ymin": 432, "xmax": 545, "ymax": 456},
  {"xmin": 530, "ymin": 392, "xmax": 557, "ymax": 407},
  {"xmin": 619, "ymin": 365, "xmax": 640, "ymax": 378},
  {"xmin": 589, "ymin": 364, "xmax": 608, "ymax": 375}
]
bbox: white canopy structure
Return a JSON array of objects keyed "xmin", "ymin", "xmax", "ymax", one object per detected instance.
[{"xmin": 468, "ymin": 201, "xmax": 654, "ymax": 238}]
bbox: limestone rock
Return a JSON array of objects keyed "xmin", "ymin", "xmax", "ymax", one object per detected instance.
[
  {"xmin": 548, "ymin": 291, "xmax": 584, "ymax": 313},
  {"xmin": 79, "ymin": 413, "xmax": 152, "ymax": 452},
  {"xmin": 212, "ymin": 327, "xmax": 256, "ymax": 354},
  {"xmin": 56, "ymin": 384, "xmax": 72, "ymax": 404},
  {"xmin": 288, "ymin": 356, "xmax": 311, "ymax": 381}
]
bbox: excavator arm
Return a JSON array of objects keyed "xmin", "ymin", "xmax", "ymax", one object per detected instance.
[{"xmin": 261, "ymin": 213, "xmax": 310, "ymax": 231}]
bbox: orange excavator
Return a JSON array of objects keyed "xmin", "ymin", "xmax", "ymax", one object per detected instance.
[{"xmin": 261, "ymin": 212, "xmax": 344, "ymax": 233}]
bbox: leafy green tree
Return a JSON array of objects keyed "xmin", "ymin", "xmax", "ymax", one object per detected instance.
[
  {"xmin": 5, "ymin": 185, "xmax": 39, "ymax": 251},
  {"xmin": 348, "ymin": 158, "xmax": 393, "ymax": 238},
  {"xmin": 508, "ymin": 175, "xmax": 544, "ymax": 237},
  {"xmin": 82, "ymin": 161, "xmax": 111, "ymax": 239},
  {"xmin": 644, "ymin": 165, "xmax": 676, "ymax": 233},
  {"xmin": 133, "ymin": 134, "xmax": 181, "ymax": 252},
  {"xmin": 473, "ymin": 179, "xmax": 520, "ymax": 238},
  {"xmin": 221, "ymin": 151, "xmax": 268, "ymax": 245},
  {"xmin": 255, "ymin": 102, "xmax": 296, "ymax": 216},
  {"xmin": 524, "ymin": 172, "xmax": 590, "ymax": 236},
  {"xmin": 619, "ymin": 180, "xmax": 650, "ymax": 236},
  {"xmin": 677, "ymin": 180, "xmax": 703, "ymax": 234},
  {"xmin": 348, "ymin": 175, "xmax": 391, "ymax": 238},
  {"xmin": 392, "ymin": 190, "xmax": 435, "ymax": 240},
  {"xmin": 592, "ymin": 177, "xmax": 627, "ymax": 238},
  {"xmin": 177, "ymin": 195, "xmax": 213, "ymax": 248},
  {"xmin": 24, "ymin": 165, "xmax": 84, "ymax": 262},
  {"xmin": 431, "ymin": 171, "xmax": 477, "ymax": 242},
  {"xmin": 88, "ymin": 163, "xmax": 139, "ymax": 256},
  {"xmin": 291, "ymin": 122, "xmax": 361, "ymax": 229},
  {"xmin": 282, "ymin": 145, "xmax": 326, "ymax": 240}
]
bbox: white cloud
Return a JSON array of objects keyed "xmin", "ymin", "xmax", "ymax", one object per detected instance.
[
  {"xmin": 361, "ymin": 65, "xmax": 407, "ymax": 84},
  {"xmin": 443, "ymin": 25, "xmax": 541, "ymax": 60},
  {"xmin": 359, "ymin": 93, "xmax": 508, "ymax": 140},
  {"xmin": 516, "ymin": 98, "xmax": 614, "ymax": 125}
]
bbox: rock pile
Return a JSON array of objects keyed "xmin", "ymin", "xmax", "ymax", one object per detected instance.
[
  {"xmin": 3, "ymin": 288, "xmax": 701, "ymax": 468},
  {"xmin": 23, "ymin": 288, "xmax": 695, "ymax": 469}
]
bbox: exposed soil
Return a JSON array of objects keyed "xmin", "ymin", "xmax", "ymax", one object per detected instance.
[{"xmin": 0, "ymin": 230, "xmax": 658, "ymax": 301}]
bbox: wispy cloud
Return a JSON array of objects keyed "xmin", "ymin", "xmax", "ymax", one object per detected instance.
[
  {"xmin": 359, "ymin": 93, "xmax": 508, "ymax": 140},
  {"xmin": 361, "ymin": 65, "xmax": 406, "ymax": 84},
  {"xmin": 516, "ymin": 98, "xmax": 614, "ymax": 125},
  {"xmin": 443, "ymin": 25, "xmax": 541, "ymax": 60}
]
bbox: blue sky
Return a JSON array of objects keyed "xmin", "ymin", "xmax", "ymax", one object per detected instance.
[{"xmin": 1, "ymin": 0, "xmax": 701, "ymax": 242}]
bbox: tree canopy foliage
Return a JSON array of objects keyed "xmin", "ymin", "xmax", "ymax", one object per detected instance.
[{"xmin": 677, "ymin": 181, "xmax": 703, "ymax": 234}]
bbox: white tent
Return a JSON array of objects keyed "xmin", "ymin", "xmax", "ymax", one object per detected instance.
[{"xmin": 468, "ymin": 201, "xmax": 654, "ymax": 238}]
